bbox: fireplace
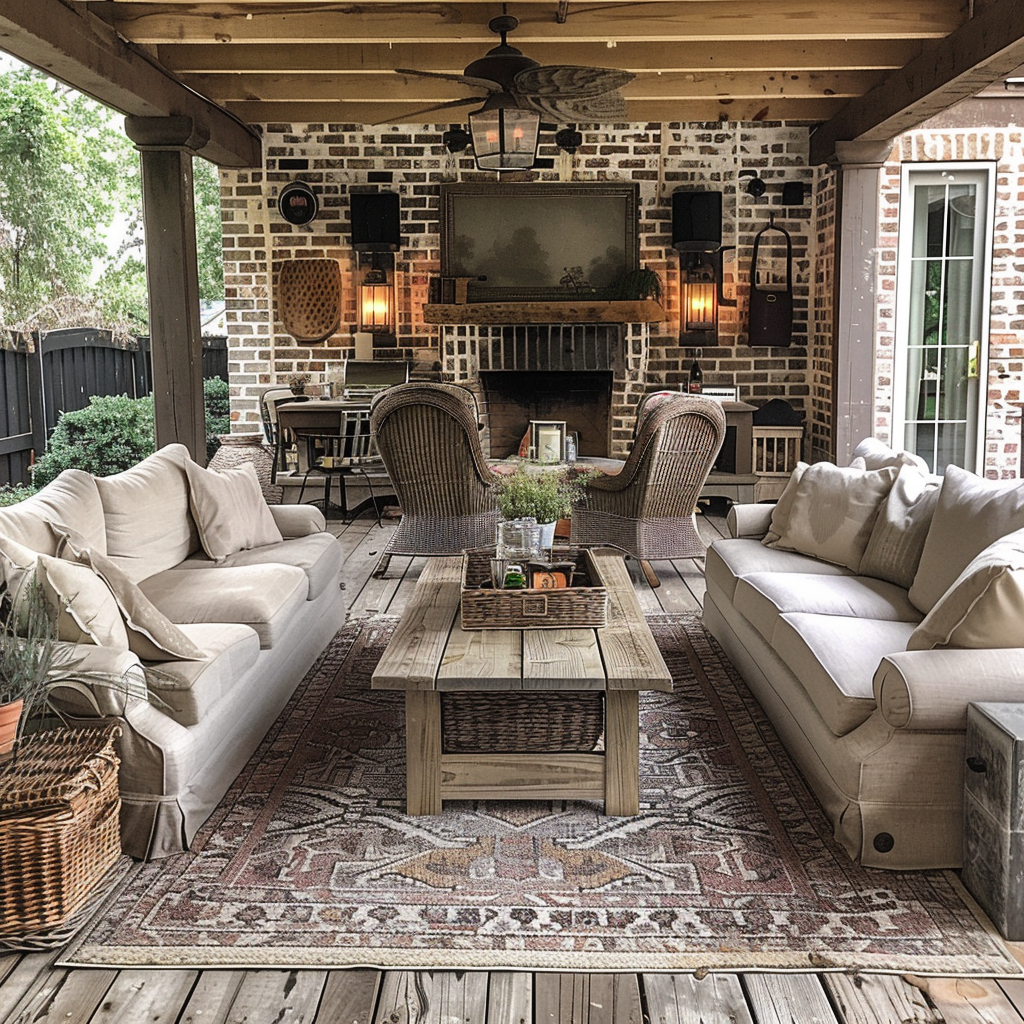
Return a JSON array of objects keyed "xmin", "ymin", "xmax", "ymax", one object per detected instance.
[{"xmin": 480, "ymin": 370, "xmax": 614, "ymax": 458}]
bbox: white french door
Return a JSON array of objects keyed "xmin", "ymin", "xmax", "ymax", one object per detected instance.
[{"xmin": 893, "ymin": 164, "xmax": 994, "ymax": 474}]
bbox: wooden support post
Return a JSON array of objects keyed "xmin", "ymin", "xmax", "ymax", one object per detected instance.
[
  {"xmin": 125, "ymin": 115, "xmax": 207, "ymax": 462},
  {"xmin": 604, "ymin": 690, "xmax": 640, "ymax": 815},
  {"xmin": 404, "ymin": 690, "xmax": 442, "ymax": 815}
]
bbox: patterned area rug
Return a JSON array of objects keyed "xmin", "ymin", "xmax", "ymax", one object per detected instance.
[{"xmin": 63, "ymin": 614, "xmax": 1020, "ymax": 974}]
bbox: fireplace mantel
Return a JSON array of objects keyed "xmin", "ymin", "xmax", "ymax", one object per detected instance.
[{"xmin": 423, "ymin": 300, "xmax": 666, "ymax": 325}]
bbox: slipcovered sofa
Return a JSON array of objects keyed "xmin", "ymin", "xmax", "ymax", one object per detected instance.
[
  {"xmin": 703, "ymin": 438, "xmax": 1024, "ymax": 869},
  {"xmin": 0, "ymin": 443, "xmax": 344, "ymax": 860}
]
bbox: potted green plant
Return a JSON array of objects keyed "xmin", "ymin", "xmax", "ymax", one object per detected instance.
[
  {"xmin": 607, "ymin": 266, "xmax": 664, "ymax": 302},
  {"xmin": 493, "ymin": 462, "xmax": 593, "ymax": 547}
]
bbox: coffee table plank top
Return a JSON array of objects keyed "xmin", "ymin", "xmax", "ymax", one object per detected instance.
[
  {"xmin": 371, "ymin": 549, "xmax": 671, "ymax": 693},
  {"xmin": 588, "ymin": 548, "xmax": 672, "ymax": 691}
]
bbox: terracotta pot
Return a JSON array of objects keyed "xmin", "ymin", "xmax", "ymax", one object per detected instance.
[{"xmin": 0, "ymin": 698, "xmax": 24, "ymax": 761}]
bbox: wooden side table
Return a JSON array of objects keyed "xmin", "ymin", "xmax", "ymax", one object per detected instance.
[{"xmin": 962, "ymin": 702, "xmax": 1024, "ymax": 940}]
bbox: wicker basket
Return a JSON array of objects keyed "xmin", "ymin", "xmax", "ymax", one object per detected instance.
[
  {"xmin": 278, "ymin": 258, "xmax": 342, "ymax": 343},
  {"xmin": 460, "ymin": 547, "xmax": 608, "ymax": 630},
  {"xmin": 0, "ymin": 726, "xmax": 122, "ymax": 937},
  {"xmin": 442, "ymin": 691, "xmax": 604, "ymax": 753}
]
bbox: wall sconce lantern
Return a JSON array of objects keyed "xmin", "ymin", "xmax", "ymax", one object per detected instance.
[
  {"xmin": 360, "ymin": 254, "xmax": 394, "ymax": 335},
  {"xmin": 469, "ymin": 92, "xmax": 541, "ymax": 171},
  {"xmin": 682, "ymin": 253, "xmax": 718, "ymax": 334}
]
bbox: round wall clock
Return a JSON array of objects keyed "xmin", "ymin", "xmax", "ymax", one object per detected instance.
[{"xmin": 278, "ymin": 181, "xmax": 319, "ymax": 226}]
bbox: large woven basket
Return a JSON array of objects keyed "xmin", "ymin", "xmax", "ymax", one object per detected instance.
[
  {"xmin": 461, "ymin": 547, "xmax": 608, "ymax": 630},
  {"xmin": 442, "ymin": 691, "xmax": 604, "ymax": 754},
  {"xmin": 0, "ymin": 726, "xmax": 122, "ymax": 937},
  {"xmin": 278, "ymin": 258, "xmax": 342, "ymax": 343}
]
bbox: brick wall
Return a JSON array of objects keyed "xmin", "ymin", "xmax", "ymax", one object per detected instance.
[
  {"xmin": 220, "ymin": 121, "xmax": 819, "ymax": 456},
  {"xmin": 875, "ymin": 129, "xmax": 1023, "ymax": 479}
]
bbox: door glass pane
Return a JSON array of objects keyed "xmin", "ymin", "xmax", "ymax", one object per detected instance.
[{"xmin": 947, "ymin": 185, "xmax": 977, "ymax": 257}]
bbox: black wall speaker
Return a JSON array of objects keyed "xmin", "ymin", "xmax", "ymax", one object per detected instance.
[
  {"xmin": 350, "ymin": 191, "xmax": 401, "ymax": 251},
  {"xmin": 671, "ymin": 190, "xmax": 722, "ymax": 252}
]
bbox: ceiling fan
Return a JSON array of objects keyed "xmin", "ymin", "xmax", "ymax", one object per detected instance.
[{"xmin": 393, "ymin": 12, "xmax": 635, "ymax": 124}]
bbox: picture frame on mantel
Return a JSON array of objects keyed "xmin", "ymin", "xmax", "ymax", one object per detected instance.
[
  {"xmin": 530, "ymin": 420, "xmax": 566, "ymax": 463},
  {"xmin": 440, "ymin": 182, "xmax": 640, "ymax": 303}
]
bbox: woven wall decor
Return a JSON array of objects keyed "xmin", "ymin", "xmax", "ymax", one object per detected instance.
[{"xmin": 278, "ymin": 259, "xmax": 342, "ymax": 343}]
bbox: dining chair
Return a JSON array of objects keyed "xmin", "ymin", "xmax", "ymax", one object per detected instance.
[
  {"xmin": 260, "ymin": 387, "xmax": 310, "ymax": 479},
  {"xmin": 569, "ymin": 392, "xmax": 727, "ymax": 587},
  {"xmin": 368, "ymin": 381, "xmax": 501, "ymax": 577},
  {"xmin": 293, "ymin": 408, "xmax": 387, "ymax": 524}
]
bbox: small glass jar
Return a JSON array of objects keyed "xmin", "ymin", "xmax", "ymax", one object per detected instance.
[{"xmin": 496, "ymin": 518, "xmax": 542, "ymax": 561}]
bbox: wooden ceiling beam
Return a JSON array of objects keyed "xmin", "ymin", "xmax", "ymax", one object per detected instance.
[
  {"xmin": 811, "ymin": 2, "xmax": 1024, "ymax": 163},
  {"xmin": 158, "ymin": 39, "xmax": 921, "ymax": 75},
  {"xmin": 185, "ymin": 70, "xmax": 876, "ymax": 103},
  {"xmin": 225, "ymin": 97, "xmax": 842, "ymax": 125},
  {"xmin": 0, "ymin": 0, "xmax": 261, "ymax": 166},
  {"xmin": 90, "ymin": 0, "xmax": 961, "ymax": 46}
]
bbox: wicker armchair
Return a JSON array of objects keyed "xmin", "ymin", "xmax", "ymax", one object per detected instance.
[
  {"xmin": 570, "ymin": 393, "xmax": 727, "ymax": 586},
  {"xmin": 369, "ymin": 382, "xmax": 501, "ymax": 577}
]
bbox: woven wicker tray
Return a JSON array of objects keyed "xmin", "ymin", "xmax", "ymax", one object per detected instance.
[{"xmin": 461, "ymin": 547, "xmax": 608, "ymax": 630}]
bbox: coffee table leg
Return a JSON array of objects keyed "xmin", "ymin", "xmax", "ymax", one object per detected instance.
[
  {"xmin": 604, "ymin": 690, "xmax": 639, "ymax": 815},
  {"xmin": 405, "ymin": 691, "xmax": 442, "ymax": 815}
]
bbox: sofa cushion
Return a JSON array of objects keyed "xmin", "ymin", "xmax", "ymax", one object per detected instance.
[
  {"xmin": 35, "ymin": 554, "xmax": 131, "ymax": 650},
  {"xmin": 144, "ymin": 623, "xmax": 261, "ymax": 726},
  {"xmin": 0, "ymin": 534, "xmax": 41, "ymax": 606},
  {"xmin": 859, "ymin": 464, "xmax": 941, "ymax": 590},
  {"xmin": 138, "ymin": 563, "xmax": 308, "ymax": 649},
  {"xmin": 705, "ymin": 538, "xmax": 853, "ymax": 604},
  {"xmin": 909, "ymin": 466, "xmax": 1024, "ymax": 614},
  {"xmin": 908, "ymin": 527, "xmax": 1024, "ymax": 650},
  {"xmin": 95, "ymin": 444, "xmax": 199, "ymax": 583},
  {"xmin": 0, "ymin": 470, "xmax": 105, "ymax": 555},
  {"xmin": 178, "ymin": 532, "xmax": 342, "ymax": 601},
  {"xmin": 184, "ymin": 460, "xmax": 283, "ymax": 561},
  {"xmin": 735, "ymin": 572, "xmax": 920, "ymax": 643},
  {"xmin": 763, "ymin": 461, "xmax": 898, "ymax": 572},
  {"xmin": 772, "ymin": 612, "xmax": 917, "ymax": 735},
  {"xmin": 851, "ymin": 437, "xmax": 930, "ymax": 473}
]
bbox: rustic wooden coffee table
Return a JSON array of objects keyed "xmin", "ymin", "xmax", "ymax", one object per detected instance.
[{"xmin": 371, "ymin": 547, "xmax": 671, "ymax": 816}]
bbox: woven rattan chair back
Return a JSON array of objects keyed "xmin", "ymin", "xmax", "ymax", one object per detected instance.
[
  {"xmin": 369, "ymin": 382, "xmax": 500, "ymax": 576},
  {"xmin": 570, "ymin": 393, "xmax": 726, "ymax": 570}
]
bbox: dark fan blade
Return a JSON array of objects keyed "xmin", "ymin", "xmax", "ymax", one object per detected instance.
[
  {"xmin": 521, "ymin": 90, "xmax": 629, "ymax": 122},
  {"xmin": 370, "ymin": 95, "xmax": 487, "ymax": 126},
  {"xmin": 394, "ymin": 68, "xmax": 502, "ymax": 92},
  {"xmin": 513, "ymin": 65, "xmax": 635, "ymax": 99}
]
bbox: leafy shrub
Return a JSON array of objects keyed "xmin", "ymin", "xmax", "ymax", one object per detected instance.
[
  {"xmin": 0, "ymin": 484, "xmax": 36, "ymax": 507},
  {"xmin": 493, "ymin": 463, "xmax": 593, "ymax": 523},
  {"xmin": 204, "ymin": 376, "xmax": 231, "ymax": 458},
  {"xmin": 31, "ymin": 394, "xmax": 155, "ymax": 488}
]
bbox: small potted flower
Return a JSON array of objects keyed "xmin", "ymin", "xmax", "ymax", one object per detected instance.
[
  {"xmin": 493, "ymin": 462, "xmax": 593, "ymax": 549},
  {"xmin": 287, "ymin": 373, "xmax": 311, "ymax": 396}
]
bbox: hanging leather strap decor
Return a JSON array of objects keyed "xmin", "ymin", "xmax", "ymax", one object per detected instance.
[{"xmin": 747, "ymin": 217, "xmax": 793, "ymax": 347}]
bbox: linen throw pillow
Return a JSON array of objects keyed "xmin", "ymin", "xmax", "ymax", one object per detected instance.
[
  {"xmin": 64, "ymin": 543, "xmax": 205, "ymax": 662},
  {"xmin": 908, "ymin": 528, "xmax": 1024, "ymax": 650},
  {"xmin": 184, "ymin": 460, "xmax": 283, "ymax": 562},
  {"xmin": 762, "ymin": 461, "xmax": 897, "ymax": 572},
  {"xmin": 851, "ymin": 436, "xmax": 930, "ymax": 473},
  {"xmin": 859, "ymin": 464, "xmax": 941, "ymax": 590},
  {"xmin": 35, "ymin": 554, "xmax": 131, "ymax": 650},
  {"xmin": 908, "ymin": 467, "xmax": 1024, "ymax": 613}
]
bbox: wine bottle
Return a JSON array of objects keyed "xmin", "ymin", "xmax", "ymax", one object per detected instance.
[{"xmin": 688, "ymin": 350, "xmax": 703, "ymax": 394}]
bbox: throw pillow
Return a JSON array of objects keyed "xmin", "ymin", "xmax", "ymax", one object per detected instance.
[
  {"xmin": 762, "ymin": 462, "xmax": 809, "ymax": 546},
  {"xmin": 851, "ymin": 436, "xmax": 930, "ymax": 473},
  {"xmin": 908, "ymin": 528, "xmax": 1024, "ymax": 650},
  {"xmin": 859, "ymin": 464, "xmax": 942, "ymax": 590},
  {"xmin": 35, "ymin": 554, "xmax": 131, "ymax": 650},
  {"xmin": 0, "ymin": 534, "xmax": 40, "ymax": 606},
  {"xmin": 908, "ymin": 467, "xmax": 1024, "ymax": 613},
  {"xmin": 184, "ymin": 460, "xmax": 283, "ymax": 562},
  {"xmin": 56, "ymin": 535, "xmax": 204, "ymax": 662},
  {"xmin": 762, "ymin": 461, "xmax": 898, "ymax": 572}
]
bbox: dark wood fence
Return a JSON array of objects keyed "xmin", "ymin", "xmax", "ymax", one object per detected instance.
[{"xmin": 0, "ymin": 330, "xmax": 229, "ymax": 488}]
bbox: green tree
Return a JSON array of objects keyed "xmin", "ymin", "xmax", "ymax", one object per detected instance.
[
  {"xmin": 193, "ymin": 158, "xmax": 225, "ymax": 304},
  {"xmin": 0, "ymin": 67, "xmax": 136, "ymax": 327}
]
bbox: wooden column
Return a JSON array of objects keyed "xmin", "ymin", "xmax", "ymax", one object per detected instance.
[
  {"xmin": 125, "ymin": 115, "xmax": 207, "ymax": 461},
  {"xmin": 832, "ymin": 139, "xmax": 895, "ymax": 465}
]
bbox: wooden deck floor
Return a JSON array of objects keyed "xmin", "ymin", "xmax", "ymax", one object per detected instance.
[{"xmin": 3, "ymin": 511, "xmax": 1024, "ymax": 1024}]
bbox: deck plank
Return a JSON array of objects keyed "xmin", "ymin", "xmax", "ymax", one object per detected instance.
[
  {"xmin": 904, "ymin": 976, "xmax": 1024, "ymax": 1024},
  {"xmin": 87, "ymin": 968, "xmax": 198, "ymax": 1023},
  {"xmin": 486, "ymin": 973, "xmax": 532, "ymax": 1024},
  {"xmin": 823, "ymin": 974, "xmax": 940, "ymax": 1023},
  {"xmin": 177, "ymin": 971, "xmax": 246, "ymax": 1024},
  {"xmin": 314, "ymin": 970, "xmax": 381, "ymax": 1024},
  {"xmin": 642, "ymin": 973, "xmax": 755, "ymax": 1024},
  {"xmin": 741, "ymin": 973, "xmax": 840, "ymax": 1024},
  {"xmin": 0, "ymin": 952, "xmax": 63, "ymax": 1024},
  {"xmin": 534, "ymin": 973, "xmax": 643, "ymax": 1024}
]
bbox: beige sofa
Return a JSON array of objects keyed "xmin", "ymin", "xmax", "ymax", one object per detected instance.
[
  {"xmin": 703, "ymin": 440, "xmax": 1024, "ymax": 869},
  {"xmin": 0, "ymin": 443, "xmax": 344, "ymax": 860}
]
